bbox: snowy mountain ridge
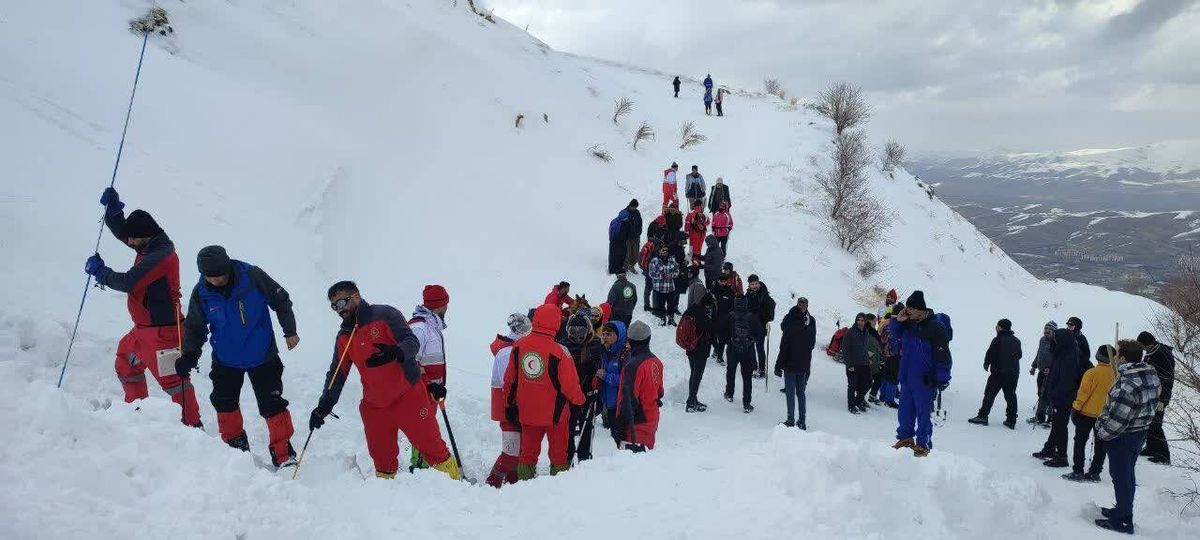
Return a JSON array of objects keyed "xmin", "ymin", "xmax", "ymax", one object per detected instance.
[{"xmin": 0, "ymin": 1, "xmax": 1194, "ymax": 538}]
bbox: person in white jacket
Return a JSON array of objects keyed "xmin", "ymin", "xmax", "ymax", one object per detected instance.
[{"xmin": 408, "ymin": 284, "xmax": 450, "ymax": 469}]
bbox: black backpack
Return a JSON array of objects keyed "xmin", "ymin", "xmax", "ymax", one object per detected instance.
[{"xmin": 730, "ymin": 313, "xmax": 754, "ymax": 353}]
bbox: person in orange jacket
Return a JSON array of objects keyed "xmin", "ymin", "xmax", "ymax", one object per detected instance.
[
  {"xmin": 1063, "ymin": 345, "xmax": 1118, "ymax": 483},
  {"xmin": 504, "ymin": 304, "xmax": 586, "ymax": 479},
  {"xmin": 615, "ymin": 321, "xmax": 665, "ymax": 451}
]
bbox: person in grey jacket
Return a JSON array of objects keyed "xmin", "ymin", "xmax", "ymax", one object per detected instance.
[
  {"xmin": 684, "ymin": 166, "xmax": 706, "ymax": 208},
  {"xmin": 702, "ymin": 235, "xmax": 725, "ymax": 288},
  {"xmin": 686, "ymin": 271, "xmax": 707, "ymax": 309},
  {"xmin": 1027, "ymin": 321, "xmax": 1056, "ymax": 425},
  {"xmin": 606, "ymin": 272, "xmax": 637, "ymax": 326},
  {"xmin": 841, "ymin": 314, "xmax": 873, "ymax": 413}
]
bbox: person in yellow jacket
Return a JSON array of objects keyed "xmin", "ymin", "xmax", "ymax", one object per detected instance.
[{"xmin": 1063, "ymin": 345, "xmax": 1118, "ymax": 482}]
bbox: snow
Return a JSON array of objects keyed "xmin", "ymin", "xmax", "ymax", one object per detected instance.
[{"xmin": 1, "ymin": 0, "xmax": 1197, "ymax": 538}]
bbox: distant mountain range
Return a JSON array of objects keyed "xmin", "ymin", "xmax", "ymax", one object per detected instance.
[{"xmin": 910, "ymin": 141, "xmax": 1200, "ymax": 298}]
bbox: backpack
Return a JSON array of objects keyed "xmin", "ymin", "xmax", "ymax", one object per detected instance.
[
  {"xmin": 730, "ymin": 314, "xmax": 754, "ymax": 353},
  {"xmin": 608, "ymin": 215, "xmax": 624, "ymax": 241},
  {"xmin": 826, "ymin": 327, "xmax": 848, "ymax": 357},
  {"xmin": 676, "ymin": 314, "xmax": 700, "ymax": 352},
  {"xmin": 638, "ymin": 241, "xmax": 655, "ymax": 271},
  {"xmin": 931, "ymin": 312, "xmax": 954, "ymax": 373}
]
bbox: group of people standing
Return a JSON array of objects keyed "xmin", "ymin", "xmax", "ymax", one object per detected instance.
[{"xmin": 671, "ymin": 74, "xmax": 728, "ymax": 116}]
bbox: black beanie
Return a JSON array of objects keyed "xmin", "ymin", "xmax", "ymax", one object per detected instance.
[
  {"xmin": 1067, "ymin": 316, "xmax": 1083, "ymax": 330},
  {"xmin": 997, "ymin": 318, "xmax": 1012, "ymax": 331},
  {"xmin": 197, "ymin": 245, "xmax": 232, "ymax": 277},
  {"xmin": 1136, "ymin": 331, "xmax": 1155, "ymax": 346},
  {"xmin": 121, "ymin": 209, "xmax": 162, "ymax": 239},
  {"xmin": 905, "ymin": 290, "xmax": 927, "ymax": 311},
  {"xmin": 629, "ymin": 199, "xmax": 639, "ymax": 209}
]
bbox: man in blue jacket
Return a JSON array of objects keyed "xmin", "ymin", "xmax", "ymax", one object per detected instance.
[
  {"xmin": 888, "ymin": 291, "xmax": 951, "ymax": 457},
  {"xmin": 177, "ymin": 246, "xmax": 300, "ymax": 468}
]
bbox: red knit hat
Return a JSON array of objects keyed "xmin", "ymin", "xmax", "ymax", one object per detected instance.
[
  {"xmin": 422, "ymin": 285, "xmax": 449, "ymax": 309},
  {"xmin": 886, "ymin": 289, "xmax": 898, "ymax": 303}
]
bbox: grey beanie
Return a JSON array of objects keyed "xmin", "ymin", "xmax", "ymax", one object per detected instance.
[
  {"xmin": 627, "ymin": 320, "xmax": 652, "ymax": 342},
  {"xmin": 197, "ymin": 245, "xmax": 232, "ymax": 277},
  {"xmin": 1044, "ymin": 321, "xmax": 1058, "ymax": 331}
]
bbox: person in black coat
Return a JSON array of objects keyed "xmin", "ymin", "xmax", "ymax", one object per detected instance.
[
  {"xmin": 672, "ymin": 76, "xmax": 681, "ymax": 98},
  {"xmin": 708, "ymin": 178, "xmax": 731, "ymax": 214},
  {"xmin": 606, "ymin": 273, "xmax": 637, "ymax": 326},
  {"xmin": 1034, "ymin": 327, "xmax": 1082, "ymax": 466},
  {"xmin": 1137, "ymin": 331, "xmax": 1176, "ymax": 464},
  {"xmin": 720, "ymin": 297, "xmax": 762, "ymax": 412},
  {"xmin": 623, "ymin": 200, "xmax": 643, "ymax": 274},
  {"xmin": 840, "ymin": 313, "xmax": 873, "ymax": 413},
  {"xmin": 969, "ymin": 319, "xmax": 1023, "ymax": 428},
  {"xmin": 774, "ymin": 298, "xmax": 816, "ymax": 429},
  {"xmin": 683, "ymin": 294, "xmax": 718, "ymax": 412},
  {"xmin": 710, "ymin": 278, "xmax": 736, "ymax": 363},
  {"xmin": 745, "ymin": 275, "xmax": 777, "ymax": 377},
  {"xmin": 669, "ymin": 235, "xmax": 691, "ymax": 315}
]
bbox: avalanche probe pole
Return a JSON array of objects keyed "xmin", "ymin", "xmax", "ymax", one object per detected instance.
[{"xmin": 292, "ymin": 325, "xmax": 357, "ymax": 480}]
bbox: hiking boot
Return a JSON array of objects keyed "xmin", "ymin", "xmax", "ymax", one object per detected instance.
[
  {"xmin": 659, "ymin": 318, "xmax": 668, "ymax": 327},
  {"xmin": 1062, "ymin": 471, "xmax": 1087, "ymax": 482},
  {"xmin": 1043, "ymin": 457, "xmax": 1069, "ymax": 468},
  {"xmin": 1026, "ymin": 416, "xmax": 1040, "ymax": 424},
  {"xmin": 967, "ymin": 416, "xmax": 988, "ymax": 426},
  {"xmin": 1138, "ymin": 447, "xmax": 1154, "ymax": 457},
  {"xmin": 884, "ymin": 401, "xmax": 898, "ymax": 409},
  {"xmin": 1031, "ymin": 450, "xmax": 1054, "ymax": 460},
  {"xmin": 724, "ymin": 393, "xmax": 734, "ymax": 403},
  {"xmin": 667, "ymin": 316, "xmax": 677, "ymax": 327},
  {"xmin": 716, "ymin": 357, "xmax": 726, "ymax": 366},
  {"xmin": 1148, "ymin": 455, "xmax": 1171, "ymax": 465},
  {"xmin": 781, "ymin": 420, "xmax": 795, "ymax": 427},
  {"xmin": 1082, "ymin": 472, "xmax": 1102, "ymax": 482},
  {"xmin": 893, "ymin": 437, "xmax": 916, "ymax": 450},
  {"xmin": 227, "ymin": 432, "xmax": 250, "ymax": 452},
  {"xmin": 694, "ymin": 401, "xmax": 708, "ymax": 412},
  {"xmin": 869, "ymin": 396, "xmax": 881, "ymax": 405},
  {"xmin": 743, "ymin": 405, "xmax": 754, "ymax": 414},
  {"xmin": 797, "ymin": 423, "xmax": 807, "ymax": 431},
  {"xmin": 1094, "ymin": 519, "xmax": 1133, "ymax": 535},
  {"xmin": 912, "ymin": 445, "xmax": 930, "ymax": 458},
  {"xmin": 686, "ymin": 402, "xmax": 708, "ymax": 413},
  {"xmin": 1100, "ymin": 507, "xmax": 1116, "ymax": 519},
  {"xmin": 270, "ymin": 441, "xmax": 298, "ymax": 468},
  {"xmin": 752, "ymin": 371, "xmax": 766, "ymax": 379},
  {"xmin": 848, "ymin": 406, "xmax": 861, "ymax": 415},
  {"xmin": 779, "ymin": 387, "xmax": 786, "ymax": 393},
  {"xmin": 1003, "ymin": 419, "xmax": 1017, "ymax": 430}
]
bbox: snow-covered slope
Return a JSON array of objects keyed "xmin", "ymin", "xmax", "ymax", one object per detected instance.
[{"xmin": 1, "ymin": 1, "xmax": 1194, "ymax": 538}]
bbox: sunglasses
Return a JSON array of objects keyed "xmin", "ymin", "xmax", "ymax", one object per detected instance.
[{"xmin": 330, "ymin": 296, "xmax": 353, "ymax": 311}]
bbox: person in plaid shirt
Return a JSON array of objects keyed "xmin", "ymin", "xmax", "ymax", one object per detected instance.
[{"xmin": 1093, "ymin": 339, "xmax": 1161, "ymax": 535}]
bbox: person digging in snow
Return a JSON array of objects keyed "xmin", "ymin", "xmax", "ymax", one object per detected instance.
[
  {"xmin": 310, "ymin": 281, "xmax": 461, "ymax": 480},
  {"xmin": 178, "ymin": 246, "xmax": 299, "ymax": 467},
  {"xmin": 486, "ymin": 313, "xmax": 532, "ymax": 488},
  {"xmin": 721, "ymin": 296, "xmax": 762, "ymax": 413},
  {"xmin": 406, "ymin": 284, "xmax": 451, "ymax": 470},
  {"xmin": 616, "ymin": 321, "xmax": 665, "ymax": 451},
  {"xmin": 1061, "ymin": 345, "xmax": 1117, "ymax": 483},
  {"xmin": 85, "ymin": 187, "xmax": 201, "ymax": 427},
  {"xmin": 888, "ymin": 291, "xmax": 951, "ymax": 457},
  {"xmin": 968, "ymin": 318, "xmax": 1022, "ymax": 429}
]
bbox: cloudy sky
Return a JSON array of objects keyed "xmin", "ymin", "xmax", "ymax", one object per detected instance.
[{"xmin": 486, "ymin": 0, "xmax": 1199, "ymax": 155}]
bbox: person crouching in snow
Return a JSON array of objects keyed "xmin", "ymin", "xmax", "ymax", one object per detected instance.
[
  {"xmin": 406, "ymin": 284, "xmax": 451, "ymax": 470},
  {"xmin": 888, "ymin": 291, "xmax": 951, "ymax": 457},
  {"xmin": 616, "ymin": 321, "xmax": 664, "ymax": 451},
  {"xmin": 85, "ymin": 187, "xmax": 200, "ymax": 426},
  {"xmin": 309, "ymin": 281, "xmax": 461, "ymax": 480},
  {"xmin": 177, "ymin": 246, "xmax": 300, "ymax": 467},
  {"xmin": 504, "ymin": 304, "xmax": 586, "ymax": 479},
  {"xmin": 486, "ymin": 313, "xmax": 532, "ymax": 488}
]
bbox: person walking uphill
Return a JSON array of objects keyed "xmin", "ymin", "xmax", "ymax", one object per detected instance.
[
  {"xmin": 703, "ymin": 74, "xmax": 714, "ymax": 115},
  {"xmin": 711, "ymin": 201, "xmax": 733, "ymax": 253},
  {"xmin": 616, "ymin": 321, "xmax": 665, "ymax": 451},
  {"xmin": 486, "ymin": 313, "xmax": 532, "ymax": 488},
  {"xmin": 1094, "ymin": 340, "xmax": 1161, "ymax": 535},
  {"xmin": 888, "ymin": 291, "xmax": 951, "ymax": 457},
  {"xmin": 503, "ymin": 304, "xmax": 586, "ymax": 479},
  {"xmin": 775, "ymin": 297, "xmax": 816, "ymax": 429},
  {"xmin": 1062, "ymin": 345, "xmax": 1117, "ymax": 483},
  {"xmin": 968, "ymin": 319, "xmax": 1022, "ymax": 429},
  {"xmin": 309, "ymin": 281, "xmax": 460, "ymax": 480},
  {"xmin": 672, "ymin": 76, "xmax": 681, "ymax": 98},
  {"xmin": 407, "ymin": 284, "xmax": 451, "ymax": 470},
  {"xmin": 684, "ymin": 166, "xmax": 706, "ymax": 210},
  {"xmin": 722, "ymin": 297, "xmax": 763, "ymax": 413},
  {"xmin": 608, "ymin": 207, "xmax": 632, "ymax": 275},
  {"xmin": 1137, "ymin": 331, "xmax": 1175, "ymax": 465},
  {"xmin": 708, "ymin": 177, "xmax": 731, "ymax": 214},
  {"xmin": 177, "ymin": 246, "xmax": 299, "ymax": 467},
  {"xmin": 84, "ymin": 187, "xmax": 200, "ymax": 426},
  {"xmin": 1033, "ymin": 325, "xmax": 1084, "ymax": 467},
  {"xmin": 662, "ymin": 163, "xmax": 680, "ymax": 208}
]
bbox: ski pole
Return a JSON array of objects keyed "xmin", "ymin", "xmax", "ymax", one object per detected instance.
[
  {"xmin": 293, "ymin": 326, "xmax": 356, "ymax": 480},
  {"xmin": 291, "ymin": 429, "xmax": 314, "ymax": 481},
  {"xmin": 58, "ymin": 31, "xmax": 152, "ymax": 389},
  {"xmin": 437, "ymin": 400, "xmax": 465, "ymax": 480},
  {"xmin": 765, "ymin": 323, "xmax": 771, "ymax": 393}
]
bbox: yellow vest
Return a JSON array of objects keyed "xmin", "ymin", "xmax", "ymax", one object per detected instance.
[{"xmin": 1073, "ymin": 364, "xmax": 1116, "ymax": 418}]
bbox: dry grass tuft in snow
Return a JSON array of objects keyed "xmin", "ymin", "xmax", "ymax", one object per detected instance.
[{"xmin": 679, "ymin": 121, "xmax": 707, "ymax": 150}]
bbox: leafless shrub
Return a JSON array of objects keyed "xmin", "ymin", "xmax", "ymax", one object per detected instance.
[
  {"xmin": 613, "ymin": 97, "xmax": 634, "ymax": 124},
  {"xmin": 830, "ymin": 196, "xmax": 888, "ymax": 255},
  {"xmin": 789, "ymin": 96, "xmax": 800, "ymax": 107},
  {"xmin": 514, "ymin": 114, "xmax": 524, "ymax": 128},
  {"xmin": 632, "ymin": 121, "xmax": 655, "ymax": 150},
  {"xmin": 1154, "ymin": 258, "xmax": 1200, "ymax": 498},
  {"xmin": 807, "ymin": 82, "xmax": 872, "ymax": 135},
  {"xmin": 764, "ymin": 78, "xmax": 786, "ymax": 100},
  {"xmin": 815, "ymin": 131, "xmax": 871, "ymax": 220},
  {"xmin": 882, "ymin": 140, "xmax": 906, "ymax": 174},
  {"xmin": 588, "ymin": 144, "xmax": 612, "ymax": 162},
  {"xmin": 130, "ymin": 6, "xmax": 173, "ymax": 35},
  {"xmin": 857, "ymin": 254, "xmax": 887, "ymax": 280},
  {"xmin": 679, "ymin": 121, "xmax": 707, "ymax": 149}
]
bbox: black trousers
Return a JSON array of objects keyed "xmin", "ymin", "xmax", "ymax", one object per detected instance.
[
  {"xmin": 753, "ymin": 334, "xmax": 767, "ymax": 373},
  {"xmin": 978, "ymin": 370, "xmax": 1019, "ymax": 422},
  {"xmin": 1042, "ymin": 405, "xmax": 1072, "ymax": 457},
  {"xmin": 1071, "ymin": 411, "xmax": 1106, "ymax": 474},
  {"xmin": 209, "ymin": 354, "xmax": 288, "ymax": 418},
  {"xmin": 725, "ymin": 352, "xmax": 754, "ymax": 407},
  {"xmin": 1143, "ymin": 410, "xmax": 1170, "ymax": 461},
  {"xmin": 687, "ymin": 347, "xmax": 710, "ymax": 404},
  {"xmin": 652, "ymin": 290, "xmax": 676, "ymax": 319},
  {"xmin": 716, "ymin": 102, "xmax": 724, "ymax": 116},
  {"xmin": 716, "ymin": 236, "xmax": 729, "ymax": 253},
  {"xmin": 643, "ymin": 273, "xmax": 653, "ymax": 307},
  {"xmin": 1034, "ymin": 370, "xmax": 1050, "ymax": 422},
  {"xmin": 567, "ymin": 397, "xmax": 598, "ymax": 462},
  {"xmin": 845, "ymin": 366, "xmax": 870, "ymax": 408}
]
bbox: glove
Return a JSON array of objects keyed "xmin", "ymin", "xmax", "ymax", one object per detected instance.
[
  {"xmin": 983, "ymin": 364, "xmax": 990, "ymax": 372},
  {"xmin": 309, "ymin": 409, "xmax": 326, "ymax": 431},
  {"xmin": 938, "ymin": 382, "xmax": 950, "ymax": 392},
  {"xmin": 504, "ymin": 404, "xmax": 519, "ymax": 425},
  {"xmin": 774, "ymin": 368, "xmax": 783, "ymax": 377},
  {"xmin": 84, "ymin": 254, "xmax": 110, "ymax": 279},
  {"xmin": 100, "ymin": 187, "xmax": 124, "ymax": 216},
  {"xmin": 175, "ymin": 352, "xmax": 199, "ymax": 378},
  {"xmin": 427, "ymin": 382, "xmax": 447, "ymax": 401},
  {"xmin": 656, "ymin": 399, "xmax": 663, "ymax": 407},
  {"xmin": 365, "ymin": 343, "xmax": 401, "ymax": 367}
]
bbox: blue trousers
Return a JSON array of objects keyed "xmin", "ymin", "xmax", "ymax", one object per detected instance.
[
  {"xmin": 782, "ymin": 371, "xmax": 809, "ymax": 425},
  {"xmin": 1105, "ymin": 430, "xmax": 1147, "ymax": 525},
  {"xmin": 897, "ymin": 383, "xmax": 934, "ymax": 448},
  {"xmin": 880, "ymin": 380, "xmax": 898, "ymax": 405}
]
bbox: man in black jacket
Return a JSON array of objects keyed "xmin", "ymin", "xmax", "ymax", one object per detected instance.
[
  {"xmin": 745, "ymin": 275, "xmax": 777, "ymax": 378},
  {"xmin": 683, "ymin": 294, "xmax": 718, "ymax": 413},
  {"xmin": 969, "ymin": 319, "xmax": 1023, "ymax": 429},
  {"xmin": 623, "ymin": 199, "xmax": 643, "ymax": 274},
  {"xmin": 1137, "ymin": 331, "xmax": 1175, "ymax": 465},
  {"xmin": 606, "ymin": 272, "xmax": 638, "ymax": 326},
  {"xmin": 1034, "ymin": 327, "xmax": 1082, "ymax": 467},
  {"xmin": 774, "ymin": 298, "xmax": 816, "ymax": 429},
  {"xmin": 710, "ymin": 278, "xmax": 736, "ymax": 364},
  {"xmin": 721, "ymin": 297, "xmax": 762, "ymax": 413},
  {"xmin": 840, "ymin": 313, "xmax": 873, "ymax": 413}
]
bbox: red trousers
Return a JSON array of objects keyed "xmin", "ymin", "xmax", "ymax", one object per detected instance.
[
  {"xmin": 115, "ymin": 325, "xmax": 201, "ymax": 426},
  {"xmin": 519, "ymin": 421, "xmax": 570, "ymax": 468},
  {"xmin": 486, "ymin": 421, "xmax": 522, "ymax": 488},
  {"xmin": 662, "ymin": 184, "xmax": 677, "ymax": 208},
  {"xmin": 360, "ymin": 384, "xmax": 450, "ymax": 475},
  {"xmin": 625, "ymin": 419, "xmax": 659, "ymax": 450},
  {"xmin": 688, "ymin": 231, "xmax": 705, "ymax": 255}
]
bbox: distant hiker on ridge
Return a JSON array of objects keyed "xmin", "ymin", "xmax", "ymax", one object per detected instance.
[{"xmin": 672, "ymin": 76, "xmax": 681, "ymax": 98}]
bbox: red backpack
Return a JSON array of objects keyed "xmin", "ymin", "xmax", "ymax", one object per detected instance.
[
  {"xmin": 675, "ymin": 314, "xmax": 700, "ymax": 352},
  {"xmin": 638, "ymin": 241, "xmax": 656, "ymax": 271},
  {"xmin": 826, "ymin": 327, "xmax": 848, "ymax": 357}
]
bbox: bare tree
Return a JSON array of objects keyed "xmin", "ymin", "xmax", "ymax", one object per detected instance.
[
  {"xmin": 830, "ymin": 196, "xmax": 887, "ymax": 254},
  {"xmin": 587, "ymin": 144, "xmax": 612, "ymax": 162},
  {"xmin": 814, "ymin": 131, "xmax": 871, "ymax": 220},
  {"xmin": 807, "ymin": 82, "xmax": 872, "ymax": 135},
  {"xmin": 612, "ymin": 97, "xmax": 634, "ymax": 124},
  {"xmin": 679, "ymin": 121, "xmax": 707, "ymax": 149},
  {"xmin": 882, "ymin": 140, "xmax": 906, "ymax": 174},
  {"xmin": 632, "ymin": 121, "xmax": 655, "ymax": 150},
  {"xmin": 764, "ymin": 78, "xmax": 786, "ymax": 100},
  {"xmin": 1154, "ymin": 257, "xmax": 1200, "ymax": 501}
]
